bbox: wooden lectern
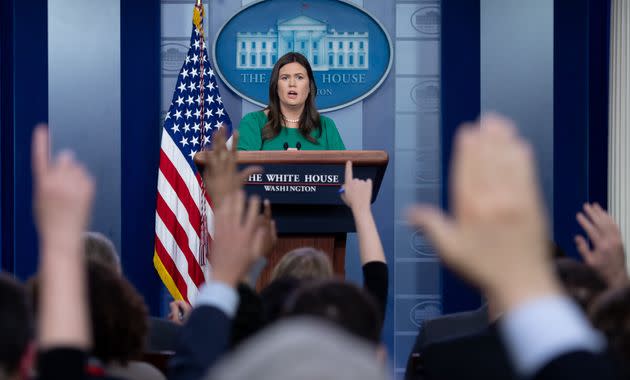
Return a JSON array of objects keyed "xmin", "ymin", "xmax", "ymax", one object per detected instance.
[{"xmin": 197, "ymin": 150, "xmax": 388, "ymax": 289}]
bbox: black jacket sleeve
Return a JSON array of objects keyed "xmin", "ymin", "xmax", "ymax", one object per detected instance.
[
  {"xmin": 38, "ymin": 348, "xmax": 87, "ymax": 380},
  {"xmin": 534, "ymin": 351, "xmax": 619, "ymax": 380},
  {"xmin": 362, "ymin": 261, "xmax": 389, "ymax": 319}
]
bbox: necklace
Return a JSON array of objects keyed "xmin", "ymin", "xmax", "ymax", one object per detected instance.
[{"xmin": 283, "ymin": 115, "xmax": 300, "ymax": 123}]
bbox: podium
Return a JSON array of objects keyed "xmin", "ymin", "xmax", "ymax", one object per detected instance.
[{"xmin": 197, "ymin": 150, "xmax": 388, "ymax": 289}]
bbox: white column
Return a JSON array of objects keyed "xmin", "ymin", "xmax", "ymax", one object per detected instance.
[{"xmin": 608, "ymin": 0, "xmax": 630, "ymax": 272}]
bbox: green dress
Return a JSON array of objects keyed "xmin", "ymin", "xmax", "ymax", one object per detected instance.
[{"xmin": 236, "ymin": 111, "xmax": 346, "ymax": 151}]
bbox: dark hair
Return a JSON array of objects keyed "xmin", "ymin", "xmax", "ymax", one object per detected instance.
[
  {"xmin": 0, "ymin": 273, "xmax": 32, "ymax": 375},
  {"xmin": 590, "ymin": 286, "xmax": 630, "ymax": 378},
  {"xmin": 29, "ymin": 261, "xmax": 148, "ymax": 365},
  {"xmin": 260, "ymin": 276, "xmax": 303, "ymax": 326},
  {"xmin": 230, "ymin": 283, "xmax": 264, "ymax": 349},
  {"xmin": 263, "ymin": 52, "xmax": 321, "ymax": 144},
  {"xmin": 283, "ymin": 279, "xmax": 382, "ymax": 344},
  {"xmin": 554, "ymin": 257, "xmax": 607, "ymax": 312}
]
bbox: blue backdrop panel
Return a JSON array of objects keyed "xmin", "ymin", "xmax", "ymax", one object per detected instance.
[
  {"xmin": 0, "ymin": 0, "xmax": 48, "ymax": 278},
  {"xmin": 0, "ymin": 0, "xmax": 15, "ymax": 272},
  {"xmin": 121, "ymin": 0, "xmax": 163, "ymax": 315},
  {"xmin": 553, "ymin": 0, "xmax": 610, "ymax": 259},
  {"xmin": 440, "ymin": 0, "xmax": 482, "ymax": 314},
  {"xmin": 587, "ymin": 0, "xmax": 610, "ymax": 209}
]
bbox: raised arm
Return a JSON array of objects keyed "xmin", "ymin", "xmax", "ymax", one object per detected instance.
[
  {"xmin": 32, "ymin": 125, "xmax": 96, "ymax": 380},
  {"xmin": 407, "ymin": 115, "xmax": 613, "ymax": 380},
  {"xmin": 341, "ymin": 160, "xmax": 388, "ymax": 317},
  {"xmin": 33, "ymin": 125, "xmax": 94, "ymax": 351},
  {"xmin": 169, "ymin": 129, "xmax": 268, "ymax": 380},
  {"xmin": 340, "ymin": 160, "xmax": 385, "ymax": 265}
]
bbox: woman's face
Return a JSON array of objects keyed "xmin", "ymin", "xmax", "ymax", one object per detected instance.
[{"xmin": 276, "ymin": 62, "xmax": 310, "ymax": 109}]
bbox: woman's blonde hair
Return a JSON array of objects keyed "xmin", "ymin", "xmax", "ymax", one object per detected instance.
[{"xmin": 271, "ymin": 247, "xmax": 333, "ymax": 281}]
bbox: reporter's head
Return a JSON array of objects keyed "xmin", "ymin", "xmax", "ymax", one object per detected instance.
[
  {"xmin": 283, "ymin": 279, "xmax": 382, "ymax": 344},
  {"xmin": 0, "ymin": 273, "xmax": 33, "ymax": 380},
  {"xmin": 271, "ymin": 247, "xmax": 333, "ymax": 281}
]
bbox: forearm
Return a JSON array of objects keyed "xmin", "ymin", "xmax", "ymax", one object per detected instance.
[
  {"xmin": 38, "ymin": 237, "xmax": 91, "ymax": 350},
  {"xmin": 352, "ymin": 208, "xmax": 386, "ymax": 264}
]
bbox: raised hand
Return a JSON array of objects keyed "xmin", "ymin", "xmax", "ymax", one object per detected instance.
[
  {"xmin": 340, "ymin": 160, "xmax": 373, "ymax": 212},
  {"xmin": 32, "ymin": 125, "xmax": 95, "ymax": 243},
  {"xmin": 407, "ymin": 114, "xmax": 561, "ymax": 311},
  {"xmin": 32, "ymin": 124, "xmax": 95, "ymax": 350},
  {"xmin": 201, "ymin": 128, "xmax": 261, "ymax": 206},
  {"xmin": 575, "ymin": 203, "xmax": 628, "ymax": 288},
  {"xmin": 210, "ymin": 190, "xmax": 266, "ymax": 287}
]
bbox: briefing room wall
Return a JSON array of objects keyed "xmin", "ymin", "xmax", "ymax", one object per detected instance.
[
  {"xmin": 480, "ymin": 0, "xmax": 554, "ymax": 222},
  {"xmin": 48, "ymin": 0, "xmax": 122, "ymax": 255}
]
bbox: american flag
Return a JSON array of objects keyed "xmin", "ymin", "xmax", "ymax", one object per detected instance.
[{"xmin": 154, "ymin": 2, "xmax": 231, "ymax": 303}]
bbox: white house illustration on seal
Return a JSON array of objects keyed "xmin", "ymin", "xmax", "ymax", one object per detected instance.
[{"xmin": 236, "ymin": 15, "xmax": 369, "ymax": 71}]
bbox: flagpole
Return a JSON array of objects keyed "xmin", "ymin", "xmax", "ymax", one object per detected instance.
[{"xmin": 194, "ymin": 0, "xmax": 209, "ymax": 267}]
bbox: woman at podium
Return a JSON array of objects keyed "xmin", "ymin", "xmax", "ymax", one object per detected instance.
[{"xmin": 237, "ymin": 52, "xmax": 346, "ymax": 151}]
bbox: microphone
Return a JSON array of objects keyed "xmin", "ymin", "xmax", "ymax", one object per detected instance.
[
  {"xmin": 283, "ymin": 142, "xmax": 289, "ymax": 150},
  {"xmin": 296, "ymin": 142, "xmax": 302, "ymax": 150}
]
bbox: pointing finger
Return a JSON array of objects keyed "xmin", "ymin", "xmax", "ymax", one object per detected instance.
[{"xmin": 32, "ymin": 124, "xmax": 50, "ymax": 182}]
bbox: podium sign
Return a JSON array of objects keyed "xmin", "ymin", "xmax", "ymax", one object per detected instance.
[{"xmin": 243, "ymin": 164, "xmax": 382, "ymax": 205}]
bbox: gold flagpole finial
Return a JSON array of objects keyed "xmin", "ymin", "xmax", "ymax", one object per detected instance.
[{"xmin": 193, "ymin": 0, "xmax": 204, "ymax": 32}]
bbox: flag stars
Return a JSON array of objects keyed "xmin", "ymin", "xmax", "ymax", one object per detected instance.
[
  {"xmin": 187, "ymin": 82, "xmax": 197, "ymax": 92},
  {"xmin": 205, "ymin": 108, "xmax": 213, "ymax": 119},
  {"xmin": 188, "ymin": 149, "xmax": 197, "ymax": 160},
  {"xmin": 171, "ymin": 123, "xmax": 180, "ymax": 133},
  {"xmin": 191, "ymin": 54, "xmax": 199, "ymax": 64},
  {"xmin": 214, "ymin": 121, "xmax": 223, "ymax": 130},
  {"xmin": 206, "ymin": 95, "xmax": 214, "ymax": 104},
  {"xmin": 216, "ymin": 108, "xmax": 225, "ymax": 117},
  {"xmin": 204, "ymin": 122, "xmax": 212, "ymax": 131},
  {"xmin": 175, "ymin": 96, "xmax": 185, "ymax": 107},
  {"xmin": 195, "ymin": 95, "xmax": 202, "ymax": 105},
  {"xmin": 180, "ymin": 136, "xmax": 189, "ymax": 146},
  {"xmin": 178, "ymin": 82, "xmax": 187, "ymax": 93},
  {"xmin": 185, "ymin": 55, "xmax": 191, "ymax": 64},
  {"xmin": 193, "ymin": 39, "xmax": 200, "ymax": 49},
  {"xmin": 193, "ymin": 109, "xmax": 201, "ymax": 119},
  {"xmin": 183, "ymin": 123, "xmax": 191, "ymax": 133},
  {"xmin": 206, "ymin": 81, "xmax": 215, "ymax": 91},
  {"xmin": 186, "ymin": 95, "xmax": 194, "ymax": 106},
  {"xmin": 164, "ymin": 111, "xmax": 171, "ymax": 120},
  {"xmin": 180, "ymin": 69, "xmax": 189, "ymax": 79},
  {"xmin": 190, "ymin": 68, "xmax": 198, "ymax": 78},
  {"xmin": 190, "ymin": 136, "xmax": 199, "ymax": 146},
  {"xmin": 203, "ymin": 135, "xmax": 211, "ymax": 145},
  {"xmin": 192, "ymin": 122, "xmax": 201, "ymax": 132},
  {"xmin": 216, "ymin": 96, "xmax": 223, "ymax": 104},
  {"xmin": 184, "ymin": 109, "xmax": 192, "ymax": 119},
  {"xmin": 173, "ymin": 109, "xmax": 183, "ymax": 120}
]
